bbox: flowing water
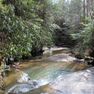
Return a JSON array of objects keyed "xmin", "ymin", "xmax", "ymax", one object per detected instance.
[{"xmin": 6, "ymin": 47, "xmax": 94, "ymax": 94}]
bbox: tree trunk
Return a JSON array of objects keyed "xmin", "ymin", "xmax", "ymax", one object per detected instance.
[{"xmin": 83, "ymin": 0, "xmax": 86, "ymax": 21}]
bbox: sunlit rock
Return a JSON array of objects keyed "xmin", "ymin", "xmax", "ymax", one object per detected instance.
[
  {"xmin": 48, "ymin": 53, "xmax": 76, "ymax": 62},
  {"xmin": 7, "ymin": 78, "xmax": 49, "ymax": 94},
  {"xmin": 49, "ymin": 67, "xmax": 94, "ymax": 94},
  {"xmin": 7, "ymin": 83, "xmax": 34, "ymax": 94}
]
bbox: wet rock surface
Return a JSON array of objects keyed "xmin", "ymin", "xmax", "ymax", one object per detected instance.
[
  {"xmin": 7, "ymin": 79, "xmax": 49, "ymax": 94},
  {"xmin": 48, "ymin": 67, "xmax": 94, "ymax": 94}
]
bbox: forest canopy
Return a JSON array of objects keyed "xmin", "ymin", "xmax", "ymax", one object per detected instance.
[{"xmin": 0, "ymin": 0, "xmax": 94, "ymax": 59}]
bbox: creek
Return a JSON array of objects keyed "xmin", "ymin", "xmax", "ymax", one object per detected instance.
[{"xmin": 6, "ymin": 47, "xmax": 94, "ymax": 94}]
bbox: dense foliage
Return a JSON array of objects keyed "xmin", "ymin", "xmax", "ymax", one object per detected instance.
[
  {"xmin": 75, "ymin": 19, "xmax": 94, "ymax": 57},
  {"xmin": 0, "ymin": 0, "xmax": 94, "ymax": 60},
  {"xmin": 0, "ymin": 0, "xmax": 53, "ymax": 59},
  {"xmin": 61, "ymin": 0, "xmax": 94, "ymax": 58}
]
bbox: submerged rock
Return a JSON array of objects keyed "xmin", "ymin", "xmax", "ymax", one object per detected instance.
[{"xmin": 17, "ymin": 72, "xmax": 30, "ymax": 83}]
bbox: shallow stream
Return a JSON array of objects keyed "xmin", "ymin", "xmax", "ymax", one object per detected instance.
[{"xmin": 6, "ymin": 47, "xmax": 94, "ymax": 94}]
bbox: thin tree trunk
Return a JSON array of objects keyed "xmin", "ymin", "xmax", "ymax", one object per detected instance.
[
  {"xmin": 86, "ymin": 0, "xmax": 89, "ymax": 17},
  {"xmin": 90, "ymin": 0, "xmax": 94, "ymax": 19},
  {"xmin": 83, "ymin": 0, "xmax": 86, "ymax": 22}
]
